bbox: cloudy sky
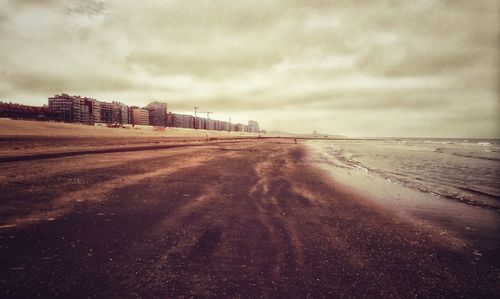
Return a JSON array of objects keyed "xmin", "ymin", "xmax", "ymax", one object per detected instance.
[{"xmin": 0, "ymin": 0, "xmax": 498, "ymax": 137}]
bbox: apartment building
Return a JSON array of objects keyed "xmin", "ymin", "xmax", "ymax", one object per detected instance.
[
  {"xmin": 248, "ymin": 120, "xmax": 260, "ymax": 133},
  {"xmin": 111, "ymin": 101, "xmax": 130, "ymax": 124},
  {"xmin": 99, "ymin": 101, "xmax": 113, "ymax": 124},
  {"xmin": 0, "ymin": 101, "xmax": 58, "ymax": 121},
  {"xmin": 89, "ymin": 98, "xmax": 101, "ymax": 123},
  {"xmin": 131, "ymin": 107, "xmax": 150, "ymax": 125},
  {"xmin": 48, "ymin": 94, "xmax": 93, "ymax": 124},
  {"xmin": 147, "ymin": 101, "xmax": 168, "ymax": 127}
]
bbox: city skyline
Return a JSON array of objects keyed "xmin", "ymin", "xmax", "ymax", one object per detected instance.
[
  {"xmin": 1, "ymin": 94, "xmax": 262, "ymax": 134},
  {"xmin": 2, "ymin": 97, "xmax": 251, "ymax": 123},
  {"xmin": 1, "ymin": 95, "xmax": 260, "ymax": 128},
  {"xmin": 0, "ymin": 0, "xmax": 498, "ymax": 138}
]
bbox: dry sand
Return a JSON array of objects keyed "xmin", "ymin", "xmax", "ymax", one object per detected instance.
[
  {"xmin": 0, "ymin": 118, "xmax": 261, "ymax": 138},
  {"xmin": 0, "ymin": 119, "xmax": 262, "ymax": 159},
  {"xmin": 0, "ymin": 121, "xmax": 499, "ymax": 297}
]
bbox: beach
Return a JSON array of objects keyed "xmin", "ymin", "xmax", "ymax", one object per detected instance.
[{"xmin": 0, "ymin": 121, "xmax": 499, "ymax": 297}]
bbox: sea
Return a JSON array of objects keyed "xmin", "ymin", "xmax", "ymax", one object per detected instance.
[{"xmin": 306, "ymin": 138, "xmax": 500, "ymax": 211}]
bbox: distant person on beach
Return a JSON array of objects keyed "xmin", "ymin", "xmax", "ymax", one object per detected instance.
[{"xmin": 294, "ymin": 138, "xmax": 297, "ymax": 144}]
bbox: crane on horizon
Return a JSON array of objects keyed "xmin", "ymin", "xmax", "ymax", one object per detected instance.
[
  {"xmin": 198, "ymin": 111, "xmax": 213, "ymax": 119},
  {"xmin": 194, "ymin": 107, "xmax": 213, "ymax": 119}
]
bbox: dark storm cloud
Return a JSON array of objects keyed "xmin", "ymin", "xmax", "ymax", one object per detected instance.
[
  {"xmin": 126, "ymin": 45, "xmax": 284, "ymax": 78},
  {"xmin": 7, "ymin": 0, "xmax": 60, "ymax": 7},
  {"xmin": 1, "ymin": 70, "xmax": 148, "ymax": 94},
  {"xmin": 65, "ymin": 0, "xmax": 106, "ymax": 17}
]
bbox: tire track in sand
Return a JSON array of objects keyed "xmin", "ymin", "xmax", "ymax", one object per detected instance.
[
  {"xmin": 249, "ymin": 149, "xmax": 310, "ymax": 292},
  {"xmin": 1, "ymin": 153, "xmax": 217, "ymax": 229}
]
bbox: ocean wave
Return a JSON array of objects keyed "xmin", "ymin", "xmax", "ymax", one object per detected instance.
[
  {"xmin": 377, "ymin": 176, "xmax": 500, "ymax": 211},
  {"xmin": 457, "ymin": 186, "xmax": 500, "ymax": 201},
  {"xmin": 477, "ymin": 142, "xmax": 492, "ymax": 146},
  {"xmin": 306, "ymin": 139, "xmax": 500, "ymax": 211},
  {"xmin": 423, "ymin": 140, "xmax": 452, "ymax": 145},
  {"xmin": 451, "ymin": 152, "xmax": 500, "ymax": 162}
]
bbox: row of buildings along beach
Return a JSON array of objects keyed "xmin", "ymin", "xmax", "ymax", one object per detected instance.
[{"xmin": 0, "ymin": 94, "xmax": 261, "ymax": 133}]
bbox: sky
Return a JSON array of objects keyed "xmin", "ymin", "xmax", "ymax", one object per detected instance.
[{"xmin": 0, "ymin": 0, "xmax": 498, "ymax": 137}]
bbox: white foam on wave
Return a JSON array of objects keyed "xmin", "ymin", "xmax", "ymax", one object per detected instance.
[
  {"xmin": 477, "ymin": 142, "xmax": 491, "ymax": 146},
  {"xmin": 305, "ymin": 138, "xmax": 500, "ymax": 210}
]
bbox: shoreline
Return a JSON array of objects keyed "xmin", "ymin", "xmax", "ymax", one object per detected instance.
[
  {"xmin": 0, "ymin": 135, "xmax": 499, "ymax": 296},
  {"xmin": 304, "ymin": 140, "xmax": 500, "ymax": 263},
  {"xmin": 304, "ymin": 139, "xmax": 500, "ymax": 212}
]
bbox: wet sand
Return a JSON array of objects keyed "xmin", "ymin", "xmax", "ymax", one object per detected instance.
[
  {"xmin": 0, "ymin": 137, "xmax": 499, "ymax": 298},
  {"xmin": 306, "ymin": 141, "xmax": 500, "ymax": 266}
]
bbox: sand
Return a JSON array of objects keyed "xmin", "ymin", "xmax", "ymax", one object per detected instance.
[
  {"xmin": 0, "ymin": 118, "xmax": 264, "ymax": 159},
  {"xmin": 0, "ymin": 121, "xmax": 499, "ymax": 297},
  {"xmin": 0, "ymin": 118, "xmax": 261, "ymax": 138}
]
